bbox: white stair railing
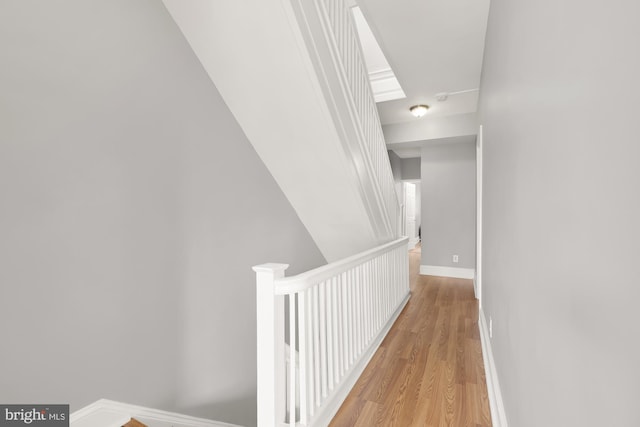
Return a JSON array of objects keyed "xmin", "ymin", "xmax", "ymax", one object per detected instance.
[
  {"xmin": 318, "ymin": 0, "xmax": 400, "ymax": 233},
  {"xmin": 290, "ymin": 0, "xmax": 400, "ymax": 239},
  {"xmin": 254, "ymin": 237, "xmax": 410, "ymax": 427}
]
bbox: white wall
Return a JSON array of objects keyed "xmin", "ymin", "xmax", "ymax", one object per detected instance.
[
  {"xmin": 163, "ymin": 0, "xmax": 397, "ymax": 261},
  {"xmin": 383, "ymin": 112, "xmax": 478, "ymax": 145},
  {"xmin": 0, "ymin": 2, "xmax": 325, "ymax": 426},
  {"xmin": 387, "ymin": 150, "xmax": 403, "ymax": 192},
  {"xmin": 421, "ymin": 142, "xmax": 476, "ymax": 270},
  {"xmin": 478, "ymin": 0, "xmax": 640, "ymax": 425}
]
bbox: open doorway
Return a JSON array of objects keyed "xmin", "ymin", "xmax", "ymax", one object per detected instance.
[{"xmin": 403, "ymin": 181, "xmax": 421, "ymax": 249}]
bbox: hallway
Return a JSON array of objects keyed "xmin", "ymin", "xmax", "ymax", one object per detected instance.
[{"xmin": 330, "ymin": 245, "xmax": 492, "ymax": 426}]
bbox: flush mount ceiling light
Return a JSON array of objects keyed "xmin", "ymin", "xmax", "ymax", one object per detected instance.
[{"xmin": 410, "ymin": 104, "xmax": 429, "ymax": 118}]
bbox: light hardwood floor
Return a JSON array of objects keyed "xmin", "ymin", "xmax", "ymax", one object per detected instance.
[
  {"xmin": 122, "ymin": 419, "xmax": 147, "ymax": 427},
  {"xmin": 330, "ymin": 244, "xmax": 492, "ymax": 426}
]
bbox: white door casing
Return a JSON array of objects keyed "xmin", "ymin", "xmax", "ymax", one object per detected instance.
[{"xmin": 475, "ymin": 125, "xmax": 483, "ymax": 306}]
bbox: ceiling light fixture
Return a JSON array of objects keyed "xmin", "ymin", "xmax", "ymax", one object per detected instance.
[{"xmin": 410, "ymin": 104, "xmax": 429, "ymax": 118}]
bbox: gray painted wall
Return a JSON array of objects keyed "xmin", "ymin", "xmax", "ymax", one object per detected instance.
[
  {"xmin": 387, "ymin": 150, "xmax": 403, "ymax": 206},
  {"xmin": 387, "ymin": 151, "xmax": 421, "ymax": 181},
  {"xmin": 420, "ymin": 142, "xmax": 475, "ymax": 269},
  {"xmin": 0, "ymin": 2, "xmax": 326, "ymax": 426},
  {"xmin": 387, "ymin": 150, "xmax": 403, "ymax": 178},
  {"xmin": 478, "ymin": 0, "xmax": 640, "ymax": 425},
  {"xmin": 400, "ymin": 157, "xmax": 421, "ymax": 180}
]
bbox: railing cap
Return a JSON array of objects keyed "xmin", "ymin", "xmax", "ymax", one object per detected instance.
[
  {"xmin": 273, "ymin": 236, "xmax": 408, "ymax": 294},
  {"xmin": 252, "ymin": 263, "xmax": 290, "ymax": 274}
]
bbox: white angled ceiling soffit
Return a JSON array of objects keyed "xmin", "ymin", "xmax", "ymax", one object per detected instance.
[{"xmin": 351, "ymin": 6, "xmax": 406, "ymax": 103}]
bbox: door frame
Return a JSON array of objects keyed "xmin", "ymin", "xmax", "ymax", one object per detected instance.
[{"xmin": 475, "ymin": 125, "xmax": 484, "ymax": 307}]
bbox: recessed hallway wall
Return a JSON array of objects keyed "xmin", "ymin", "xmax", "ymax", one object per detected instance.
[{"xmin": 420, "ymin": 141, "xmax": 476, "ymax": 272}]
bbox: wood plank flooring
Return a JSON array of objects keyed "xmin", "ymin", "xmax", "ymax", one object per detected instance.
[{"xmin": 329, "ymin": 244, "xmax": 492, "ymax": 427}]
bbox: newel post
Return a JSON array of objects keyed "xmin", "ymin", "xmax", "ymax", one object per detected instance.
[{"xmin": 253, "ymin": 263, "xmax": 289, "ymax": 427}]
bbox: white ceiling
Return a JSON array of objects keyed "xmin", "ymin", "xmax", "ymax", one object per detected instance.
[{"xmin": 357, "ymin": 0, "xmax": 491, "ymax": 130}]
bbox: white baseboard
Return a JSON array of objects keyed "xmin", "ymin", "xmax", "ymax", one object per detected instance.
[
  {"xmin": 419, "ymin": 265, "xmax": 475, "ymax": 279},
  {"xmin": 311, "ymin": 291, "xmax": 411, "ymax": 426},
  {"xmin": 478, "ymin": 309, "xmax": 509, "ymax": 427},
  {"xmin": 70, "ymin": 399, "xmax": 241, "ymax": 427}
]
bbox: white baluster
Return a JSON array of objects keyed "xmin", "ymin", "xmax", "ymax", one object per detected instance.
[
  {"xmin": 361, "ymin": 264, "xmax": 369, "ymax": 344},
  {"xmin": 312, "ymin": 285, "xmax": 321, "ymax": 407},
  {"xmin": 372, "ymin": 260, "xmax": 379, "ymax": 330},
  {"xmin": 384, "ymin": 252, "xmax": 389, "ymax": 308},
  {"xmin": 336, "ymin": 273, "xmax": 344, "ymax": 378},
  {"xmin": 305, "ymin": 289, "xmax": 315, "ymax": 419},
  {"xmin": 331, "ymin": 277, "xmax": 340, "ymax": 385},
  {"xmin": 356, "ymin": 273, "xmax": 362, "ymax": 354},
  {"xmin": 349, "ymin": 269, "xmax": 355, "ymax": 365},
  {"xmin": 326, "ymin": 280, "xmax": 334, "ymax": 391},
  {"xmin": 289, "ymin": 294, "xmax": 297, "ymax": 426},
  {"xmin": 298, "ymin": 291, "xmax": 308, "ymax": 425},
  {"xmin": 319, "ymin": 282, "xmax": 328, "ymax": 398},
  {"xmin": 341, "ymin": 272, "xmax": 349, "ymax": 374},
  {"xmin": 383, "ymin": 253, "xmax": 388, "ymax": 315}
]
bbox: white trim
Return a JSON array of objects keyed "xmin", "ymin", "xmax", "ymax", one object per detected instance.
[
  {"xmin": 371, "ymin": 86, "xmax": 406, "ymax": 103},
  {"xmin": 70, "ymin": 401, "xmax": 130, "ymax": 427},
  {"xmin": 274, "ymin": 237, "xmax": 408, "ymax": 294},
  {"xmin": 475, "ymin": 124, "xmax": 483, "ymax": 306},
  {"xmin": 419, "ymin": 265, "xmax": 475, "ymax": 279},
  {"xmin": 408, "ymin": 236, "xmax": 420, "ymax": 250},
  {"xmin": 479, "ymin": 309, "xmax": 509, "ymax": 427},
  {"xmin": 368, "ymin": 69, "xmax": 406, "ymax": 103},
  {"xmin": 70, "ymin": 399, "xmax": 242, "ymax": 427},
  {"xmin": 310, "ymin": 292, "xmax": 411, "ymax": 426},
  {"xmin": 368, "ymin": 68, "xmax": 395, "ymax": 81}
]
